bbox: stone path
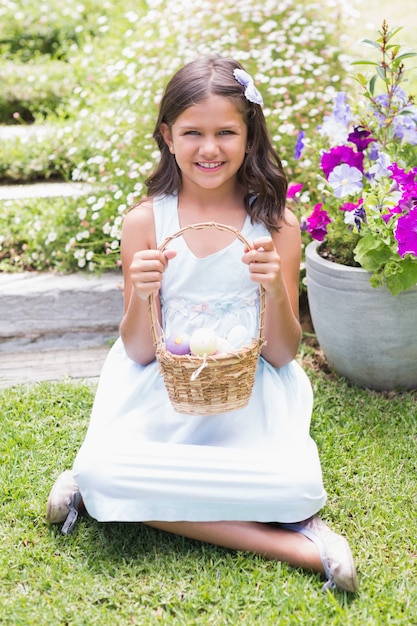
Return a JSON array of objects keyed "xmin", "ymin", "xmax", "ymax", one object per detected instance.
[
  {"xmin": 0, "ymin": 181, "xmax": 93, "ymax": 200},
  {"xmin": 0, "ymin": 144, "xmax": 124, "ymax": 388},
  {"xmin": 0, "ymin": 122, "xmax": 121, "ymax": 388},
  {"xmin": 0, "ymin": 346, "xmax": 109, "ymax": 388},
  {"xmin": 0, "ymin": 269, "xmax": 124, "ymax": 388},
  {"xmin": 0, "ymin": 270, "xmax": 124, "ymax": 388}
]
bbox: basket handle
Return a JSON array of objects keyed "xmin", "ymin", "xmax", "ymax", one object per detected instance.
[{"xmin": 148, "ymin": 221, "xmax": 266, "ymax": 347}]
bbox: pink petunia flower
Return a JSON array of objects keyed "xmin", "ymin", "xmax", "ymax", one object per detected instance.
[
  {"xmin": 321, "ymin": 145, "xmax": 364, "ymax": 179},
  {"xmin": 287, "ymin": 183, "xmax": 303, "ymax": 199},
  {"xmin": 307, "ymin": 203, "xmax": 331, "ymax": 241},
  {"xmin": 395, "ymin": 206, "xmax": 417, "ymax": 257}
]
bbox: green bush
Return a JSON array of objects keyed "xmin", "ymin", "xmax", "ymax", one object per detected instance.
[
  {"xmin": 0, "ymin": 0, "xmax": 114, "ymax": 60},
  {"xmin": 0, "ymin": 0, "xmax": 353, "ymax": 272},
  {"xmin": 0, "ymin": 194, "xmax": 123, "ymax": 272},
  {"xmin": 0, "ymin": 60, "xmax": 78, "ymax": 123}
]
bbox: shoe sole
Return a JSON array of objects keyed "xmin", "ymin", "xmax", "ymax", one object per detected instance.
[{"xmin": 46, "ymin": 470, "xmax": 77, "ymax": 524}]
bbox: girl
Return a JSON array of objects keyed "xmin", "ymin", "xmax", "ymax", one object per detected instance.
[{"xmin": 47, "ymin": 57, "xmax": 358, "ymax": 593}]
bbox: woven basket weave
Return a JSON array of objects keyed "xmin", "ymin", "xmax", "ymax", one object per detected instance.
[{"xmin": 148, "ymin": 222, "xmax": 265, "ymax": 416}]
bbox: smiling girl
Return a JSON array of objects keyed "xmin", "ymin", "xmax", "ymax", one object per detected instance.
[{"xmin": 46, "ymin": 57, "xmax": 358, "ymax": 593}]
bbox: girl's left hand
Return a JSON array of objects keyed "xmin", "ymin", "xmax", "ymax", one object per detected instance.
[{"xmin": 242, "ymin": 237, "xmax": 283, "ymax": 297}]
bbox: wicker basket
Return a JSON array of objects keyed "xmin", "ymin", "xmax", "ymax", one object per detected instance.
[{"xmin": 148, "ymin": 222, "xmax": 265, "ymax": 416}]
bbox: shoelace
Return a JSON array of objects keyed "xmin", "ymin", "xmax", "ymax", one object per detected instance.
[{"xmin": 61, "ymin": 491, "xmax": 82, "ymax": 535}]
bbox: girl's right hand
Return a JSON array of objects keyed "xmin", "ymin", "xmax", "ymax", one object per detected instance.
[{"xmin": 129, "ymin": 248, "xmax": 177, "ymax": 300}]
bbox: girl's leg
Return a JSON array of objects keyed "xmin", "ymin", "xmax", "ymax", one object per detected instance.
[
  {"xmin": 46, "ymin": 474, "xmax": 357, "ymax": 591},
  {"xmin": 144, "ymin": 520, "xmax": 323, "ymax": 573}
]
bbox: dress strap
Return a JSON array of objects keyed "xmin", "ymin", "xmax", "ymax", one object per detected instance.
[{"xmin": 153, "ymin": 194, "xmax": 180, "ymax": 247}]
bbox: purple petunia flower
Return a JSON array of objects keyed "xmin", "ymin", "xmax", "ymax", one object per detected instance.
[
  {"xmin": 307, "ymin": 203, "xmax": 331, "ymax": 241},
  {"xmin": 333, "ymin": 93, "xmax": 351, "ymax": 123},
  {"xmin": 393, "ymin": 114, "xmax": 417, "ymax": 145},
  {"xmin": 294, "ymin": 131, "xmax": 305, "ymax": 160},
  {"xmin": 368, "ymin": 151, "xmax": 392, "ymax": 180},
  {"xmin": 343, "ymin": 201, "xmax": 367, "ymax": 231},
  {"xmin": 321, "ymin": 145, "xmax": 364, "ymax": 179},
  {"xmin": 348, "ymin": 126, "xmax": 376, "ymax": 152},
  {"xmin": 318, "ymin": 93, "xmax": 353, "ymax": 145},
  {"xmin": 395, "ymin": 205, "xmax": 417, "ymax": 257},
  {"xmin": 367, "ymin": 142, "xmax": 381, "ymax": 161}
]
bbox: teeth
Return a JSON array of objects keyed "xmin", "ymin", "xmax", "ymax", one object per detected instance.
[{"xmin": 198, "ymin": 162, "xmax": 222, "ymax": 169}]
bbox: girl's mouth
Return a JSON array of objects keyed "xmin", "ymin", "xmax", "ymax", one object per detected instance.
[{"xmin": 196, "ymin": 162, "xmax": 224, "ymax": 170}]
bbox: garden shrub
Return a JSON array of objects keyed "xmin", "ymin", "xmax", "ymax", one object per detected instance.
[
  {"xmin": 0, "ymin": 0, "xmax": 113, "ymax": 61},
  {"xmin": 0, "ymin": 195, "xmax": 122, "ymax": 273},
  {"xmin": 0, "ymin": 60, "xmax": 77, "ymax": 123},
  {"xmin": 0, "ymin": 0, "xmax": 354, "ymax": 273}
]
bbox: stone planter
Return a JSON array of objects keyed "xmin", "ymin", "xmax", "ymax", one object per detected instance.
[{"xmin": 305, "ymin": 241, "xmax": 417, "ymax": 391}]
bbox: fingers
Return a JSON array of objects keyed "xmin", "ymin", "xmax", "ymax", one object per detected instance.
[
  {"xmin": 130, "ymin": 249, "xmax": 177, "ymax": 300},
  {"xmin": 242, "ymin": 237, "xmax": 276, "ymax": 265},
  {"xmin": 252, "ymin": 236, "xmax": 275, "ymax": 252},
  {"xmin": 163, "ymin": 249, "xmax": 177, "ymax": 261},
  {"xmin": 242, "ymin": 237, "xmax": 282, "ymax": 295}
]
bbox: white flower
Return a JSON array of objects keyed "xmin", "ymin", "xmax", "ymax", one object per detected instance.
[{"xmin": 328, "ymin": 164, "xmax": 363, "ymax": 198}]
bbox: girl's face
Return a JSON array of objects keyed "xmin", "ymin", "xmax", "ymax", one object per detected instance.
[{"xmin": 161, "ymin": 95, "xmax": 248, "ymax": 194}]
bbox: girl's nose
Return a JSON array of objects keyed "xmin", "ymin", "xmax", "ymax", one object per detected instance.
[{"xmin": 199, "ymin": 135, "xmax": 218, "ymax": 157}]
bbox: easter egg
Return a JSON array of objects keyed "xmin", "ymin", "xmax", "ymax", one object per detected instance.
[
  {"xmin": 215, "ymin": 337, "xmax": 233, "ymax": 355},
  {"xmin": 165, "ymin": 332, "xmax": 191, "ymax": 355},
  {"xmin": 190, "ymin": 328, "xmax": 218, "ymax": 356},
  {"xmin": 227, "ymin": 324, "xmax": 252, "ymax": 350}
]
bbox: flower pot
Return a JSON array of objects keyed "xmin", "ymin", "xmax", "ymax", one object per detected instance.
[{"xmin": 305, "ymin": 241, "xmax": 417, "ymax": 390}]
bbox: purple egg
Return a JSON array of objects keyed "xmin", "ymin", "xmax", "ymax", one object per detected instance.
[{"xmin": 165, "ymin": 332, "xmax": 191, "ymax": 355}]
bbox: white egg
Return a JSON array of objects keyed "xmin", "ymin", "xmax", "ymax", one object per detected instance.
[
  {"xmin": 227, "ymin": 325, "xmax": 252, "ymax": 349},
  {"xmin": 190, "ymin": 328, "xmax": 218, "ymax": 356},
  {"xmin": 215, "ymin": 337, "xmax": 233, "ymax": 354}
]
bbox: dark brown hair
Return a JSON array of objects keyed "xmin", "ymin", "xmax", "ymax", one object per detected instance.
[{"xmin": 145, "ymin": 57, "xmax": 288, "ymax": 231}]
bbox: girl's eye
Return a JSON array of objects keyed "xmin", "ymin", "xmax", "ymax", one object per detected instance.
[{"xmin": 182, "ymin": 130, "xmax": 236, "ymax": 136}]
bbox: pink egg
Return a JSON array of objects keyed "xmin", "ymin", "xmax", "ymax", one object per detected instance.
[{"xmin": 165, "ymin": 333, "xmax": 191, "ymax": 355}]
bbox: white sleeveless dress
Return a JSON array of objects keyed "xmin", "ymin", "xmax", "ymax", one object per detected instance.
[{"xmin": 72, "ymin": 194, "xmax": 327, "ymax": 523}]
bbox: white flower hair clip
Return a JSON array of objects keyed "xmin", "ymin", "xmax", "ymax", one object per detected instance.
[{"xmin": 233, "ymin": 68, "xmax": 264, "ymax": 106}]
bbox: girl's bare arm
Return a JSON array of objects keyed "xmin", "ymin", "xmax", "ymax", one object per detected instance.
[
  {"xmin": 119, "ymin": 201, "xmax": 176, "ymax": 364},
  {"xmin": 242, "ymin": 209, "xmax": 302, "ymax": 368}
]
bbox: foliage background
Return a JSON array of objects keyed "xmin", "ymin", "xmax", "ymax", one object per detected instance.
[
  {"xmin": 1, "ymin": 3, "xmax": 416, "ymax": 623},
  {"xmin": 0, "ymin": 0, "xmax": 356, "ymax": 272}
]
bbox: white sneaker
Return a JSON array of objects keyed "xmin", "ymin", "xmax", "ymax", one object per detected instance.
[
  {"xmin": 46, "ymin": 470, "xmax": 81, "ymax": 534},
  {"xmin": 281, "ymin": 515, "xmax": 359, "ymax": 592}
]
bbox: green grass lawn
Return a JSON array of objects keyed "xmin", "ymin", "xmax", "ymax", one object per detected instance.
[{"xmin": 1, "ymin": 362, "xmax": 416, "ymax": 625}]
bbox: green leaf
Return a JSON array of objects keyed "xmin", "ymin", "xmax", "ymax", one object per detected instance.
[
  {"xmin": 385, "ymin": 26, "xmax": 404, "ymax": 40},
  {"xmin": 385, "ymin": 44, "xmax": 401, "ymax": 53},
  {"xmin": 386, "ymin": 259, "xmax": 417, "ymax": 295},
  {"xmin": 361, "ymin": 38, "xmax": 381, "ymax": 50},
  {"xmin": 369, "ymin": 75, "xmax": 378, "ymax": 96},
  {"xmin": 353, "ymin": 73, "xmax": 368, "ymax": 86},
  {"xmin": 354, "ymin": 236, "xmax": 392, "ymax": 273},
  {"xmin": 351, "ymin": 60, "xmax": 380, "ymax": 66},
  {"xmin": 395, "ymin": 52, "xmax": 417, "ymax": 60},
  {"xmin": 376, "ymin": 65, "xmax": 388, "ymax": 81}
]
